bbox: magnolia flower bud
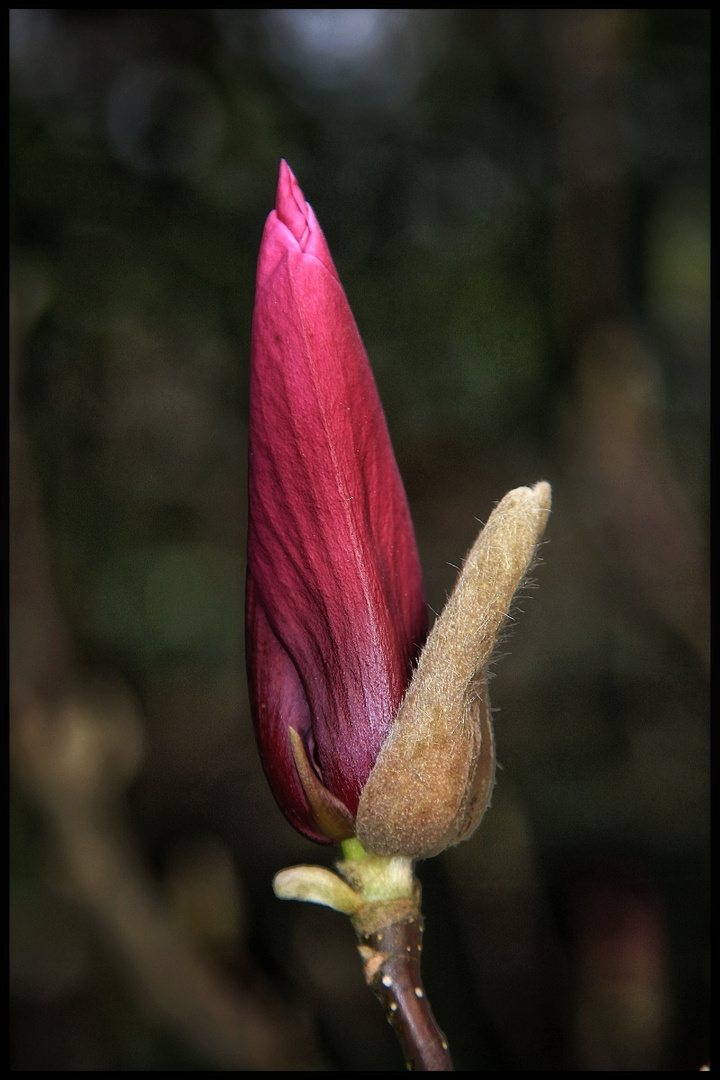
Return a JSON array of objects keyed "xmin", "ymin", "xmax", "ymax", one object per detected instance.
[
  {"xmin": 356, "ymin": 482, "xmax": 551, "ymax": 859},
  {"xmin": 247, "ymin": 161, "xmax": 427, "ymax": 845},
  {"xmin": 247, "ymin": 162, "xmax": 551, "ymax": 863},
  {"xmin": 249, "ymin": 163, "xmax": 553, "ymax": 1075}
]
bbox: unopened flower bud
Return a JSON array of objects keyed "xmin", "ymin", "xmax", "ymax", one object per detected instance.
[{"xmin": 246, "ymin": 161, "xmax": 427, "ymax": 845}]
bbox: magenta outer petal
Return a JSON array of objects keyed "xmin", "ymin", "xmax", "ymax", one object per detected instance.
[
  {"xmin": 247, "ymin": 162, "xmax": 427, "ymax": 840},
  {"xmin": 246, "ymin": 575, "xmax": 332, "ymax": 845}
]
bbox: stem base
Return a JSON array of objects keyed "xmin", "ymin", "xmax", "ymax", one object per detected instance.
[{"xmin": 351, "ymin": 901, "xmax": 453, "ymax": 1071}]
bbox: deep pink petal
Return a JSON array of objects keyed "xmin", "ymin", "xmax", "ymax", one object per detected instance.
[
  {"xmin": 246, "ymin": 574, "xmax": 331, "ymax": 844},
  {"xmin": 247, "ymin": 162, "xmax": 427, "ymax": 835}
]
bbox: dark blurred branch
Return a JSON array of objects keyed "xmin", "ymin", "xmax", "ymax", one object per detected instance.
[
  {"xmin": 544, "ymin": 9, "xmax": 635, "ymax": 346},
  {"xmin": 576, "ymin": 321, "xmax": 710, "ymax": 667},
  {"xmin": 541, "ymin": 11, "xmax": 709, "ymax": 666},
  {"xmin": 10, "ymin": 293, "xmax": 75, "ymax": 711}
]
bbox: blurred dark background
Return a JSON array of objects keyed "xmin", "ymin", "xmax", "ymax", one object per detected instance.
[{"xmin": 10, "ymin": 9, "xmax": 709, "ymax": 1071}]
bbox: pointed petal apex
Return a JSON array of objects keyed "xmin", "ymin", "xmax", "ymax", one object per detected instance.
[{"xmin": 276, "ymin": 159, "xmax": 311, "ymax": 245}]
